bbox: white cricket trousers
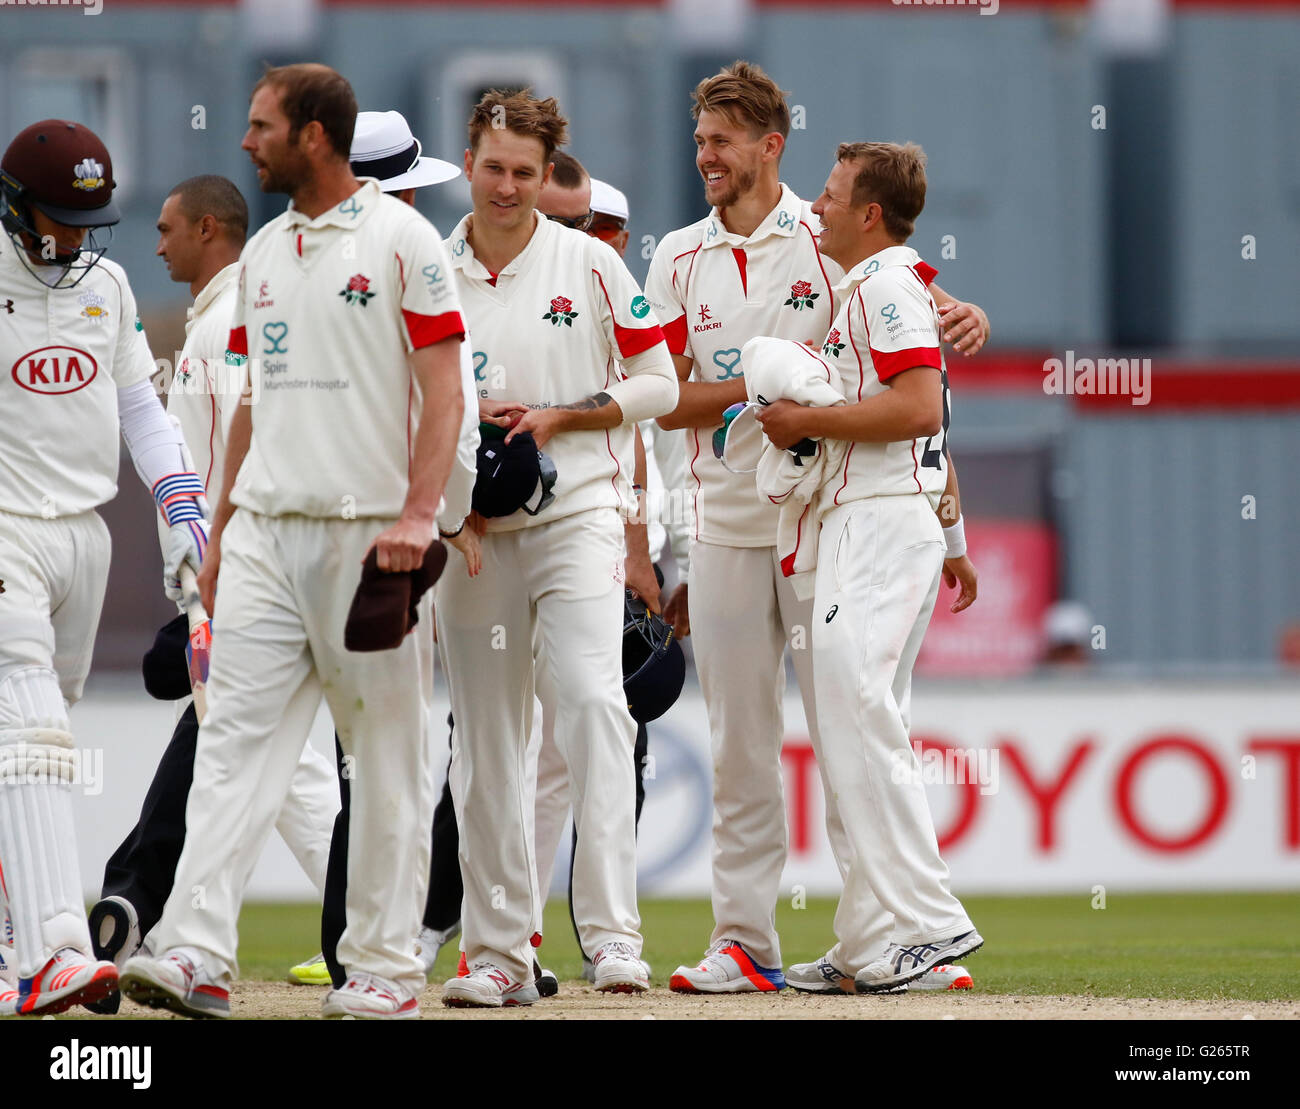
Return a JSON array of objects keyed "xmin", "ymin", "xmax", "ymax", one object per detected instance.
[
  {"xmin": 151, "ymin": 510, "xmax": 434, "ymax": 997},
  {"xmin": 438, "ymin": 508, "xmax": 641, "ymax": 984},
  {"xmin": 0, "ymin": 510, "xmax": 108, "ymax": 975},
  {"xmin": 813, "ymin": 496, "xmax": 973, "ymax": 951}
]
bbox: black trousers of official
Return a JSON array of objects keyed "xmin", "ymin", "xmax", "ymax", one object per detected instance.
[
  {"xmin": 321, "ymin": 716, "xmax": 650, "ymax": 989},
  {"xmin": 100, "ymin": 702, "xmax": 201, "ymax": 936}
]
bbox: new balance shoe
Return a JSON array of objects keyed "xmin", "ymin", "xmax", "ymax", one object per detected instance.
[
  {"xmin": 785, "ymin": 955, "xmax": 855, "ymax": 995},
  {"xmin": 0, "ymin": 985, "xmax": 17, "ymax": 1017},
  {"xmin": 120, "ymin": 947, "xmax": 230, "ymax": 1019},
  {"xmin": 591, "ymin": 942, "xmax": 648, "ymax": 993},
  {"xmin": 287, "ymin": 952, "xmax": 331, "ymax": 986},
  {"xmin": 910, "ymin": 964, "xmax": 974, "ymax": 991},
  {"xmin": 670, "ymin": 939, "xmax": 785, "ymax": 993},
  {"xmin": 416, "ymin": 922, "xmax": 460, "ymax": 976},
  {"xmin": 17, "ymin": 948, "xmax": 120, "ymax": 1016},
  {"xmin": 441, "ymin": 963, "xmax": 539, "ymax": 1008},
  {"xmin": 322, "ymin": 972, "xmax": 419, "ymax": 1019},
  {"xmin": 855, "ymin": 929, "xmax": 984, "ymax": 994},
  {"xmin": 583, "ymin": 955, "xmax": 651, "ymax": 984},
  {"xmin": 86, "ymin": 895, "xmax": 142, "ymax": 1014}
]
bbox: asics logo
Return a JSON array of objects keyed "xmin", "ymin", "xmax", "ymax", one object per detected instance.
[{"xmin": 825, "ymin": 605, "xmax": 838, "ymax": 623}]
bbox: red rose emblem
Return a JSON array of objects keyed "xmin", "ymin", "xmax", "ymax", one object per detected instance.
[
  {"xmin": 791, "ymin": 281, "xmax": 813, "ymax": 299},
  {"xmin": 827, "ymin": 328, "xmax": 840, "ymax": 344},
  {"xmin": 348, "ymin": 274, "xmax": 370, "ymax": 293},
  {"xmin": 551, "ymin": 296, "xmax": 573, "ymax": 313}
]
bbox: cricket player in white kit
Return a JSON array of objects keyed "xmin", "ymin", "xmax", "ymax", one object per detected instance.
[
  {"xmin": 120, "ymin": 65, "xmax": 470, "ymax": 1020},
  {"xmin": 0, "ymin": 120, "xmax": 209, "ymax": 1016},
  {"xmin": 648, "ymin": 63, "xmax": 987, "ymax": 992},
  {"xmin": 86, "ymin": 176, "xmax": 340, "ymax": 1013},
  {"xmin": 754, "ymin": 142, "xmax": 983, "ymax": 993},
  {"xmin": 438, "ymin": 91, "xmax": 677, "ymax": 1007}
]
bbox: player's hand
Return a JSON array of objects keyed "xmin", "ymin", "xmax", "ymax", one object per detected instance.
[
  {"xmin": 942, "ymin": 554, "xmax": 978, "ymax": 614},
  {"xmin": 163, "ymin": 519, "xmax": 209, "ymax": 604},
  {"xmin": 444, "ymin": 526, "xmax": 482, "ymax": 577},
  {"xmin": 938, "ymin": 301, "xmax": 989, "ymax": 355},
  {"xmin": 196, "ymin": 530, "xmax": 221, "ymax": 613},
  {"xmin": 662, "ymin": 582, "xmax": 690, "ymax": 637},
  {"xmin": 505, "ymin": 406, "xmax": 565, "ymax": 449},
  {"xmin": 479, "ymin": 398, "xmax": 527, "ymax": 428},
  {"xmin": 625, "ymin": 554, "xmax": 661, "ymax": 615},
  {"xmin": 467, "ymin": 510, "xmax": 488, "ymax": 536},
  {"xmin": 755, "ymin": 399, "xmax": 812, "ymax": 451},
  {"xmin": 370, "ymin": 513, "xmax": 434, "ymax": 573}
]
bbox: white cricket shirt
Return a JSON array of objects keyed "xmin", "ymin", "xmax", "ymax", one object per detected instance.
[
  {"xmin": 447, "ymin": 211, "xmax": 672, "ymax": 532},
  {"xmin": 644, "ymin": 184, "xmax": 841, "ymax": 547},
  {"xmin": 227, "ymin": 180, "xmax": 466, "ymax": 519},
  {"xmin": 0, "ymin": 235, "xmax": 156, "ymax": 517},
  {"xmin": 818, "ymin": 245, "xmax": 948, "ymax": 511},
  {"xmin": 167, "ymin": 261, "xmax": 239, "ymax": 502}
]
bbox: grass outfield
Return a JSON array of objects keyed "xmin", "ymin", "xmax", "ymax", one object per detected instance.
[{"xmin": 235, "ymin": 891, "xmax": 1300, "ymax": 1001}]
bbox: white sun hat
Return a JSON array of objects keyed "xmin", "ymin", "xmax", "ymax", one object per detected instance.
[
  {"xmin": 589, "ymin": 178, "xmax": 629, "ymax": 222},
  {"xmin": 350, "ymin": 110, "xmax": 460, "ymax": 190}
]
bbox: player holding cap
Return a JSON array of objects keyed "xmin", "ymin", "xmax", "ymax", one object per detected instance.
[
  {"xmin": 753, "ymin": 142, "xmax": 983, "ymax": 992},
  {"xmin": 0, "ymin": 120, "xmax": 209, "ymax": 1015},
  {"xmin": 647, "ymin": 62, "xmax": 986, "ymax": 993},
  {"xmin": 437, "ymin": 90, "xmax": 677, "ymax": 1006},
  {"xmin": 85, "ymin": 175, "xmax": 344, "ymax": 1013},
  {"xmin": 120, "ymin": 64, "xmax": 469, "ymax": 1020}
]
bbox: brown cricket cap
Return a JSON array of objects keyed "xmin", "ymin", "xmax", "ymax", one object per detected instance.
[{"xmin": 2, "ymin": 120, "xmax": 120, "ymax": 227}]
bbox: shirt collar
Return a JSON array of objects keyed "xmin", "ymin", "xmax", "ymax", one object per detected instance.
[
  {"xmin": 283, "ymin": 178, "xmax": 382, "ymax": 231},
  {"xmin": 836, "ymin": 244, "xmax": 924, "ymax": 294},
  {"xmin": 448, "ymin": 209, "xmax": 549, "ymax": 281},
  {"xmin": 700, "ymin": 183, "xmax": 804, "ymax": 250},
  {"xmin": 190, "ymin": 261, "xmax": 240, "ymax": 322}
]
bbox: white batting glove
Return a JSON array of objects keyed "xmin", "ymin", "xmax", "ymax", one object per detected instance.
[{"xmin": 162, "ymin": 518, "xmax": 209, "ymax": 602}]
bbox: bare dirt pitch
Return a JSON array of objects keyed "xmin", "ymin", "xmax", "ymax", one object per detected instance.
[{"xmin": 113, "ymin": 982, "xmax": 1299, "ymax": 1020}]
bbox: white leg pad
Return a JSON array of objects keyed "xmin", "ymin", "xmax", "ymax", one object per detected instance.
[{"xmin": 0, "ymin": 668, "xmax": 90, "ymax": 977}]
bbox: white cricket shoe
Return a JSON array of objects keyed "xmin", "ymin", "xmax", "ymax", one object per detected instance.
[
  {"xmin": 120, "ymin": 947, "xmax": 230, "ymax": 1019},
  {"xmin": 670, "ymin": 939, "xmax": 785, "ymax": 993},
  {"xmin": 583, "ymin": 954, "xmax": 651, "ymax": 984},
  {"xmin": 591, "ymin": 942, "xmax": 649, "ymax": 993},
  {"xmin": 909, "ymin": 964, "xmax": 974, "ymax": 991},
  {"xmin": 322, "ymin": 972, "xmax": 419, "ymax": 1019},
  {"xmin": 16, "ymin": 947, "xmax": 120, "ymax": 1016},
  {"xmin": 415, "ymin": 922, "xmax": 460, "ymax": 976},
  {"xmin": 855, "ymin": 929, "xmax": 984, "ymax": 994},
  {"xmin": 0, "ymin": 985, "xmax": 17, "ymax": 1017},
  {"xmin": 441, "ymin": 963, "xmax": 539, "ymax": 1008},
  {"xmin": 785, "ymin": 954, "xmax": 855, "ymax": 994}
]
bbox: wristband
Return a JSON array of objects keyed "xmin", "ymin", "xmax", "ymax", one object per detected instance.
[
  {"xmin": 942, "ymin": 516, "xmax": 967, "ymax": 559},
  {"xmin": 439, "ymin": 523, "xmax": 465, "ymax": 539},
  {"xmin": 153, "ymin": 472, "xmax": 207, "ymax": 526}
]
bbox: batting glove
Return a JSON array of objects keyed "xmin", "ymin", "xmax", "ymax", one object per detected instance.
[{"xmin": 153, "ymin": 472, "xmax": 210, "ymax": 602}]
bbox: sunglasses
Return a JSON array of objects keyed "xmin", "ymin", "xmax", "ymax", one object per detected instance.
[
  {"xmin": 588, "ymin": 218, "xmax": 627, "ymax": 243},
  {"xmin": 549, "ymin": 210, "xmax": 594, "ymax": 231},
  {"xmin": 711, "ymin": 401, "xmax": 761, "ymax": 474}
]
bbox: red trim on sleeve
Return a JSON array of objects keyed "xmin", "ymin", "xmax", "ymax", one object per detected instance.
[
  {"xmin": 662, "ymin": 313, "xmax": 689, "ymax": 355},
  {"xmin": 871, "ymin": 344, "xmax": 942, "ymax": 382},
  {"xmin": 228, "ymin": 326, "xmax": 248, "ymax": 356},
  {"xmin": 592, "ymin": 269, "xmax": 666, "ymax": 359},
  {"xmin": 914, "ymin": 261, "xmax": 938, "ymax": 287},
  {"xmin": 732, "ymin": 248, "xmax": 748, "ymax": 297},
  {"xmin": 403, "ymin": 309, "xmax": 466, "ymax": 349}
]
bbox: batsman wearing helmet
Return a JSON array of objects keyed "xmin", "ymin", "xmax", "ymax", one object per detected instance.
[{"xmin": 0, "ymin": 120, "xmax": 210, "ymax": 1016}]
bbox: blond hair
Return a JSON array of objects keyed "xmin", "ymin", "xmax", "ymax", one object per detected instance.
[
  {"xmin": 692, "ymin": 60, "xmax": 790, "ymax": 140},
  {"xmin": 836, "ymin": 141, "xmax": 928, "ymax": 241}
]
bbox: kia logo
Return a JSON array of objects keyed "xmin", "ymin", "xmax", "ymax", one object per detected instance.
[{"xmin": 11, "ymin": 346, "xmax": 99, "ymax": 394}]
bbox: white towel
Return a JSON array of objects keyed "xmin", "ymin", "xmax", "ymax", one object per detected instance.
[{"xmin": 741, "ymin": 337, "xmax": 847, "ymax": 599}]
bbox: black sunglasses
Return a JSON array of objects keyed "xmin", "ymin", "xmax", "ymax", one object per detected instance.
[{"xmin": 549, "ymin": 210, "xmax": 594, "ymax": 231}]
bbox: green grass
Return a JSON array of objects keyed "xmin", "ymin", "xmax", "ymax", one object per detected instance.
[{"xmin": 236, "ymin": 892, "xmax": 1300, "ymax": 1001}]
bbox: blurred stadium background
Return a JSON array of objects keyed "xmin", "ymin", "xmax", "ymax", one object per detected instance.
[{"xmin": 6, "ymin": 1, "xmax": 1297, "ymax": 920}]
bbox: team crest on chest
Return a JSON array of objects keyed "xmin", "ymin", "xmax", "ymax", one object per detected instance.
[
  {"xmin": 79, "ymin": 290, "xmax": 107, "ymax": 324},
  {"xmin": 340, "ymin": 273, "xmax": 375, "ymax": 307},
  {"xmin": 543, "ymin": 295, "xmax": 578, "ymax": 327},
  {"xmin": 823, "ymin": 328, "xmax": 844, "ymax": 357},
  {"xmin": 785, "ymin": 280, "xmax": 819, "ymax": 311}
]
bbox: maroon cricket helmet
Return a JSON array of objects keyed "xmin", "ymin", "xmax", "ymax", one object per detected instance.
[{"xmin": 1, "ymin": 120, "xmax": 120, "ymax": 227}]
